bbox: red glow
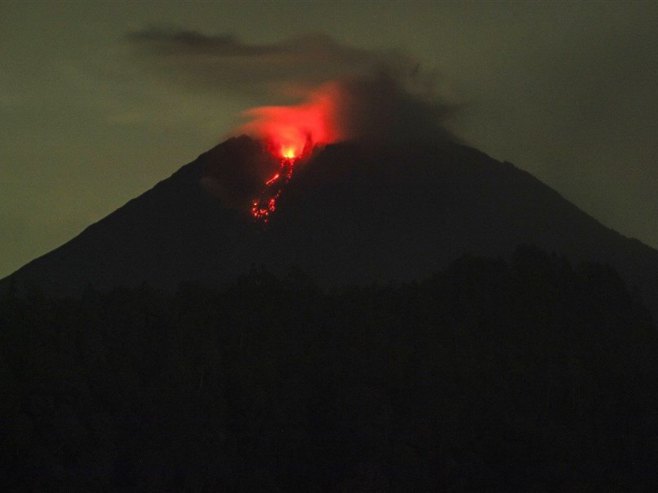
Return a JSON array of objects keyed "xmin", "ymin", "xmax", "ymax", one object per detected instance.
[
  {"xmin": 240, "ymin": 84, "xmax": 342, "ymax": 161},
  {"xmin": 241, "ymin": 85, "xmax": 343, "ymax": 222},
  {"xmin": 265, "ymin": 172, "xmax": 280, "ymax": 186},
  {"xmin": 250, "ymin": 157, "xmax": 296, "ymax": 222},
  {"xmin": 281, "ymin": 146, "xmax": 297, "ymax": 159}
]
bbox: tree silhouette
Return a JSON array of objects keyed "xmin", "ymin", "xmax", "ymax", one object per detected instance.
[{"xmin": 0, "ymin": 246, "xmax": 656, "ymax": 490}]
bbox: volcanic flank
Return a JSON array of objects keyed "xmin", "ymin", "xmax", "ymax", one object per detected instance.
[{"xmin": 3, "ymin": 136, "xmax": 658, "ymax": 320}]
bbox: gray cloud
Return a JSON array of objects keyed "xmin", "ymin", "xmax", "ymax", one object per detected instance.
[
  {"xmin": 329, "ymin": 70, "xmax": 460, "ymax": 145},
  {"xmin": 128, "ymin": 28, "xmax": 460, "ymax": 145},
  {"xmin": 127, "ymin": 28, "xmax": 406, "ymax": 98}
]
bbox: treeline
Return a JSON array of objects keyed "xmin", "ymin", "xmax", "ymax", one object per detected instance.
[{"xmin": 1, "ymin": 246, "xmax": 657, "ymax": 491}]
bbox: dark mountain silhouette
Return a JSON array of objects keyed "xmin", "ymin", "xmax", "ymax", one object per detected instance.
[
  {"xmin": 3, "ymin": 136, "xmax": 658, "ymax": 491},
  {"xmin": 3, "ymin": 136, "xmax": 657, "ymax": 317}
]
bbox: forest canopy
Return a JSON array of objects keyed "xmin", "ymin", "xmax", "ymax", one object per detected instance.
[{"xmin": 1, "ymin": 246, "xmax": 657, "ymax": 491}]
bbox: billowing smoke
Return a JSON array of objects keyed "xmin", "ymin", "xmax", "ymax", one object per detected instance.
[
  {"xmin": 128, "ymin": 28, "xmax": 459, "ymax": 147},
  {"xmin": 129, "ymin": 28, "xmax": 460, "ymax": 213},
  {"xmin": 128, "ymin": 28, "xmax": 388, "ymax": 98},
  {"xmin": 237, "ymin": 70, "xmax": 459, "ymax": 156}
]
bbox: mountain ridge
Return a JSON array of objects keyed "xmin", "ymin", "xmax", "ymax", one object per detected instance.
[{"xmin": 3, "ymin": 136, "xmax": 657, "ymax": 319}]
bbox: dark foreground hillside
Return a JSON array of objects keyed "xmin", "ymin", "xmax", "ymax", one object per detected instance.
[{"xmin": 1, "ymin": 246, "xmax": 657, "ymax": 491}]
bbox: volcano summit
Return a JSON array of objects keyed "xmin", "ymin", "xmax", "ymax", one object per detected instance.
[{"xmin": 3, "ymin": 136, "xmax": 658, "ymax": 319}]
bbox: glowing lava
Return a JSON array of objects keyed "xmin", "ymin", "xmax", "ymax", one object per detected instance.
[
  {"xmin": 240, "ymin": 84, "xmax": 343, "ymax": 222},
  {"xmin": 281, "ymin": 146, "xmax": 297, "ymax": 159},
  {"xmin": 251, "ymin": 153, "xmax": 298, "ymax": 222}
]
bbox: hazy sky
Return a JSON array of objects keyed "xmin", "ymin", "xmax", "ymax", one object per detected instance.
[{"xmin": 2, "ymin": 0, "xmax": 657, "ymax": 278}]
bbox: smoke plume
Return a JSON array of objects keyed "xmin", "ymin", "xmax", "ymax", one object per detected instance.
[
  {"xmin": 129, "ymin": 28, "xmax": 461, "ymax": 212},
  {"xmin": 128, "ymin": 28, "xmax": 460, "ymax": 146}
]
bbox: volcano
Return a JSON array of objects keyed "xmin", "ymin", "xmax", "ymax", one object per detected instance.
[{"xmin": 3, "ymin": 136, "xmax": 658, "ymax": 318}]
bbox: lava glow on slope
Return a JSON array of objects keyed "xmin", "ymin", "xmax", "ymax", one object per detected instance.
[
  {"xmin": 250, "ymin": 156, "xmax": 297, "ymax": 222},
  {"xmin": 242, "ymin": 88, "xmax": 341, "ymax": 222}
]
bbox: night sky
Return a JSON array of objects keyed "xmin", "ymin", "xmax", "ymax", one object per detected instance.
[{"xmin": 2, "ymin": 0, "xmax": 657, "ymax": 278}]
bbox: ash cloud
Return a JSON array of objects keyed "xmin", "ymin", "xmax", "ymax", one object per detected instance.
[
  {"xmin": 128, "ymin": 28, "xmax": 461, "ymax": 145},
  {"xmin": 329, "ymin": 70, "xmax": 459, "ymax": 145},
  {"xmin": 128, "ymin": 28, "xmax": 387, "ymax": 97},
  {"xmin": 129, "ymin": 28, "xmax": 460, "ymax": 211}
]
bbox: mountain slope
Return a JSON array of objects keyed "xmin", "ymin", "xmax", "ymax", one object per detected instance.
[{"xmin": 3, "ymin": 136, "xmax": 657, "ymax": 317}]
